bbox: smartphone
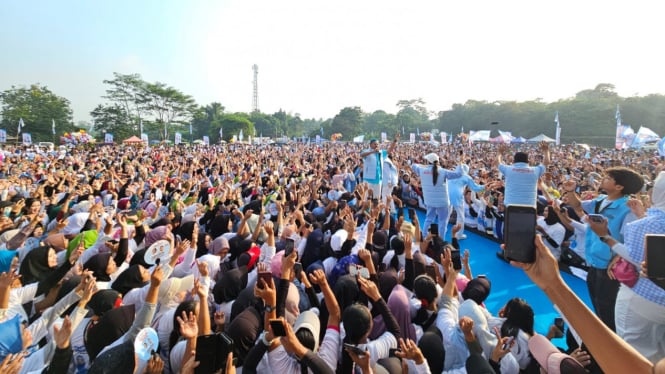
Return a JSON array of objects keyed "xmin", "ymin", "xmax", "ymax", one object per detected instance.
[
  {"xmin": 504, "ymin": 205, "xmax": 537, "ymax": 263},
  {"xmin": 194, "ymin": 333, "xmax": 234, "ymax": 374},
  {"xmin": 451, "ymin": 249, "xmax": 462, "ymax": 271},
  {"xmin": 294, "ymin": 262, "xmax": 303, "ymax": 280},
  {"xmin": 270, "ymin": 319, "xmax": 287, "ymax": 337},
  {"xmin": 425, "ymin": 264, "xmax": 437, "ymax": 280},
  {"xmin": 502, "ymin": 336, "xmax": 515, "ymax": 350},
  {"xmin": 587, "ymin": 214, "xmax": 605, "ymax": 223},
  {"xmin": 343, "ymin": 343, "xmax": 366, "ymax": 356},
  {"xmin": 258, "ymin": 271, "xmax": 272, "ymax": 289},
  {"xmin": 408, "ymin": 208, "xmax": 416, "ymax": 221},
  {"xmin": 646, "ymin": 234, "xmax": 665, "ymax": 278},
  {"xmin": 430, "ymin": 223, "xmax": 438, "ymax": 236},
  {"xmin": 284, "ymin": 238, "xmax": 295, "ymax": 258}
]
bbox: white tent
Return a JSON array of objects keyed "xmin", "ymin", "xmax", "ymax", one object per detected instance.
[{"xmin": 527, "ymin": 134, "xmax": 555, "ymax": 143}]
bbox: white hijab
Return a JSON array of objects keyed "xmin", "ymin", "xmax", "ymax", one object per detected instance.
[{"xmin": 651, "ymin": 171, "xmax": 665, "ymax": 212}]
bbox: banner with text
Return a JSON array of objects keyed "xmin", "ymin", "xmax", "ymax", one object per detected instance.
[
  {"xmin": 105, "ymin": 133, "xmax": 113, "ymax": 143},
  {"xmin": 175, "ymin": 132, "xmax": 182, "ymax": 145},
  {"xmin": 22, "ymin": 133, "xmax": 32, "ymax": 145}
]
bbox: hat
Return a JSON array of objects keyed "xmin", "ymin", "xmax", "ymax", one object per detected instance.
[
  {"xmin": 293, "ymin": 310, "xmax": 321, "ymax": 351},
  {"xmin": 369, "ymin": 138, "xmax": 378, "ymax": 144},
  {"xmin": 158, "ymin": 275, "xmax": 194, "ymax": 305},
  {"xmin": 528, "ymin": 334, "xmax": 586, "ymax": 374},
  {"xmin": 372, "ymin": 230, "xmax": 387, "ymax": 250},
  {"xmin": 400, "ymin": 222, "xmax": 415, "ymax": 237},
  {"xmin": 423, "ymin": 153, "xmax": 439, "ymax": 164}
]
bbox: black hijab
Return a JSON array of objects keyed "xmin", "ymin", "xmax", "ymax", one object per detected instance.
[
  {"xmin": 87, "ymin": 289, "xmax": 122, "ymax": 317},
  {"xmin": 84, "ymin": 253, "xmax": 112, "ymax": 282},
  {"xmin": 19, "ymin": 246, "xmax": 54, "ymax": 285},
  {"xmin": 111, "ymin": 265, "xmax": 147, "ymax": 296},
  {"xmin": 85, "ymin": 304, "xmax": 135, "ymax": 361}
]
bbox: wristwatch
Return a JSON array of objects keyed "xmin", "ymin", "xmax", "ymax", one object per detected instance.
[
  {"xmin": 599, "ymin": 235, "xmax": 612, "ymax": 243},
  {"xmin": 264, "ymin": 305, "xmax": 276, "ymax": 313}
]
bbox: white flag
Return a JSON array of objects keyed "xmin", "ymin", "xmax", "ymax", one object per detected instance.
[
  {"xmin": 554, "ymin": 111, "xmax": 561, "ymax": 146},
  {"xmin": 52, "ymin": 119, "xmax": 56, "ymax": 135},
  {"xmin": 18, "ymin": 118, "xmax": 25, "ymax": 133}
]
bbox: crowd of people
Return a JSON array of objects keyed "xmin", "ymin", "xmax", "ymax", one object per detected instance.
[{"xmin": 0, "ymin": 136, "xmax": 663, "ymax": 374}]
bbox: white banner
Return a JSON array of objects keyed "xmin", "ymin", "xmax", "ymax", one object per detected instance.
[
  {"xmin": 315, "ymin": 135, "xmax": 321, "ymax": 144},
  {"xmin": 380, "ymin": 132, "xmax": 387, "ymax": 143},
  {"xmin": 203, "ymin": 136, "xmax": 210, "ymax": 145},
  {"xmin": 352, "ymin": 135, "xmax": 365, "ymax": 143},
  {"xmin": 174, "ymin": 132, "xmax": 182, "ymax": 145},
  {"xmin": 409, "ymin": 133, "xmax": 415, "ymax": 143},
  {"xmin": 141, "ymin": 133, "xmax": 148, "ymax": 143},
  {"xmin": 0, "ymin": 129, "xmax": 6, "ymax": 143},
  {"xmin": 22, "ymin": 133, "xmax": 32, "ymax": 145},
  {"xmin": 441, "ymin": 132, "xmax": 447, "ymax": 144},
  {"xmin": 105, "ymin": 133, "xmax": 113, "ymax": 143}
]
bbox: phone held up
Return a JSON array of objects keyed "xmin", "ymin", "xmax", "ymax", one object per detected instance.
[
  {"xmin": 194, "ymin": 333, "xmax": 234, "ymax": 374},
  {"xmin": 270, "ymin": 319, "xmax": 287, "ymax": 337},
  {"xmin": 504, "ymin": 205, "xmax": 537, "ymax": 263},
  {"xmin": 646, "ymin": 234, "xmax": 665, "ymax": 279}
]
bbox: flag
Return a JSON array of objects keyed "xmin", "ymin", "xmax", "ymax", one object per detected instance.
[
  {"xmin": 219, "ymin": 127, "xmax": 223, "ymax": 140},
  {"xmin": 615, "ymin": 105, "xmax": 624, "ymax": 150},
  {"xmin": 18, "ymin": 118, "xmax": 25, "ymax": 134},
  {"xmin": 52, "ymin": 119, "xmax": 56, "ymax": 135},
  {"xmin": 658, "ymin": 136, "xmax": 665, "ymax": 157},
  {"xmin": 174, "ymin": 132, "xmax": 182, "ymax": 145},
  {"xmin": 189, "ymin": 123, "xmax": 192, "ymax": 135},
  {"xmin": 239, "ymin": 129, "xmax": 244, "ymax": 142},
  {"xmin": 90, "ymin": 119, "xmax": 95, "ymax": 132},
  {"xmin": 139, "ymin": 120, "xmax": 143, "ymax": 135},
  {"xmin": 631, "ymin": 126, "xmax": 660, "ymax": 148},
  {"xmin": 554, "ymin": 111, "xmax": 561, "ymax": 146}
]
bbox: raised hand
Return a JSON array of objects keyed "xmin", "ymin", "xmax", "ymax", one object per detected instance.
[
  {"xmin": 176, "ymin": 311, "xmax": 198, "ymax": 339},
  {"xmin": 307, "ymin": 269, "xmax": 327, "ymax": 287},
  {"xmin": 394, "ymin": 338, "xmax": 425, "ymax": 365},
  {"xmin": 53, "ymin": 315, "xmax": 73, "ymax": 349},
  {"xmin": 357, "ymin": 275, "xmax": 381, "ymax": 302}
]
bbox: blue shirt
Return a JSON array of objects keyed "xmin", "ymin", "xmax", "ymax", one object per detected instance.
[
  {"xmin": 498, "ymin": 162, "xmax": 545, "ymax": 207},
  {"xmin": 362, "ymin": 149, "xmax": 386, "ymax": 185},
  {"xmin": 582, "ymin": 195, "xmax": 632, "ymax": 268},
  {"xmin": 622, "ymin": 208, "xmax": 665, "ymax": 307}
]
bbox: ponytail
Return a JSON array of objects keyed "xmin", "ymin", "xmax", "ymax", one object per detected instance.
[{"xmin": 432, "ymin": 163, "xmax": 439, "ymax": 185}]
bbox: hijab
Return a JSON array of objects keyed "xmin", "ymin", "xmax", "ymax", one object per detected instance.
[
  {"xmin": 112, "ymin": 265, "xmax": 147, "ymax": 296},
  {"xmin": 209, "ymin": 236, "xmax": 229, "ymax": 256},
  {"xmin": 208, "ymin": 214, "xmax": 230, "ymax": 239},
  {"xmin": 0, "ymin": 315, "xmax": 22, "ymax": 361},
  {"xmin": 212, "ymin": 265, "xmax": 248, "ymax": 304},
  {"xmin": 300, "ymin": 228, "xmax": 324, "ymax": 270},
  {"xmin": 85, "ymin": 304, "xmax": 136, "ymax": 360},
  {"xmin": 225, "ymin": 307, "xmax": 261, "ymax": 367},
  {"xmin": 651, "ymin": 171, "xmax": 665, "ymax": 212},
  {"xmin": 370, "ymin": 285, "xmax": 416, "ymax": 342},
  {"xmin": 0, "ymin": 250, "xmax": 17, "ymax": 273},
  {"xmin": 178, "ymin": 221, "xmax": 196, "ymax": 242},
  {"xmin": 19, "ymin": 246, "xmax": 54, "ymax": 285},
  {"xmin": 87, "ymin": 289, "xmax": 122, "ymax": 317},
  {"xmin": 144, "ymin": 226, "xmax": 168, "ymax": 248},
  {"xmin": 42, "ymin": 233, "xmax": 68, "ymax": 252},
  {"xmin": 84, "ymin": 253, "xmax": 113, "ymax": 282}
]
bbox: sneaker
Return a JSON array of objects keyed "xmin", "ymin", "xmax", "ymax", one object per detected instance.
[{"xmin": 456, "ymin": 234, "xmax": 467, "ymax": 240}]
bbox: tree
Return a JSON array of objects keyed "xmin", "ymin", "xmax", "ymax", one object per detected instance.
[
  {"xmin": 90, "ymin": 104, "xmax": 133, "ymax": 140},
  {"xmin": 396, "ymin": 98, "xmax": 430, "ymax": 135},
  {"xmin": 102, "ymin": 73, "xmax": 150, "ymax": 128},
  {"xmin": 0, "ymin": 84, "xmax": 75, "ymax": 141},
  {"xmin": 250, "ymin": 111, "xmax": 279, "ymax": 138},
  {"xmin": 219, "ymin": 113, "xmax": 254, "ymax": 142},
  {"xmin": 328, "ymin": 107, "xmax": 364, "ymax": 138},
  {"xmin": 143, "ymin": 82, "xmax": 197, "ymax": 140},
  {"xmin": 191, "ymin": 102, "xmax": 225, "ymax": 139},
  {"xmin": 363, "ymin": 110, "xmax": 395, "ymax": 137}
]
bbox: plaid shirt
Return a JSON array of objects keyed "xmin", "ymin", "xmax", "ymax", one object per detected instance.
[{"xmin": 623, "ymin": 208, "xmax": 665, "ymax": 307}]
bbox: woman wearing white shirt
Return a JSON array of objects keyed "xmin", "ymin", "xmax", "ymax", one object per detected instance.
[{"xmin": 536, "ymin": 205, "xmax": 566, "ymax": 260}]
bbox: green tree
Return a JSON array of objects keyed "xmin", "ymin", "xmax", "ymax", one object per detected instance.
[
  {"xmin": 191, "ymin": 102, "xmax": 225, "ymax": 140},
  {"xmin": 219, "ymin": 113, "xmax": 254, "ymax": 142},
  {"xmin": 0, "ymin": 84, "xmax": 75, "ymax": 141},
  {"xmin": 328, "ymin": 106, "xmax": 364, "ymax": 139},
  {"xmin": 143, "ymin": 82, "xmax": 197, "ymax": 140},
  {"xmin": 250, "ymin": 111, "xmax": 280, "ymax": 138},
  {"xmin": 102, "ymin": 73, "xmax": 150, "ymax": 129},
  {"xmin": 363, "ymin": 110, "xmax": 395, "ymax": 137},
  {"xmin": 396, "ymin": 98, "xmax": 430, "ymax": 135},
  {"xmin": 90, "ymin": 104, "xmax": 133, "ymax": 140}
]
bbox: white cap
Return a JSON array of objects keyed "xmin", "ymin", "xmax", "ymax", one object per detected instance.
[{"xmin": 424, "ymin": 153, "xmax": 439, "ymax": 164}]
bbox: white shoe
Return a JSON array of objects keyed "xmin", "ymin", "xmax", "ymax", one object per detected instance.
[{"xmin": 456, "ymin": 234, "xmax": 467, "ymax": 240}]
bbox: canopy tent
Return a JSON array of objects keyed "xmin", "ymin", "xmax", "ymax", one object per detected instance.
[
  {"xmin": 123, "ymin": 136, "xmax": 143, "ymax": 143},
  {"xmin": 511, "ymin": 136, "xmax": 527, "ymax": 143},
  {"xmin": 527, "ymin": 134, "xmax": 555, "ymax": 143},
  {"xmin": 489, "ymin": 134, "xmax": 512, "ymax": 143}
]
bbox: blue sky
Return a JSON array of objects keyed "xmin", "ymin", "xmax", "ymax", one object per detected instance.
[{"xmin": 1, "ymin": 0, "xmax": 664, "ymax": 124}]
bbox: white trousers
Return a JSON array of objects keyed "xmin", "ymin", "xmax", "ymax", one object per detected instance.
[{"xmin": 615, "ymin": 284, "xmax": 665, "ymax": 363}]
